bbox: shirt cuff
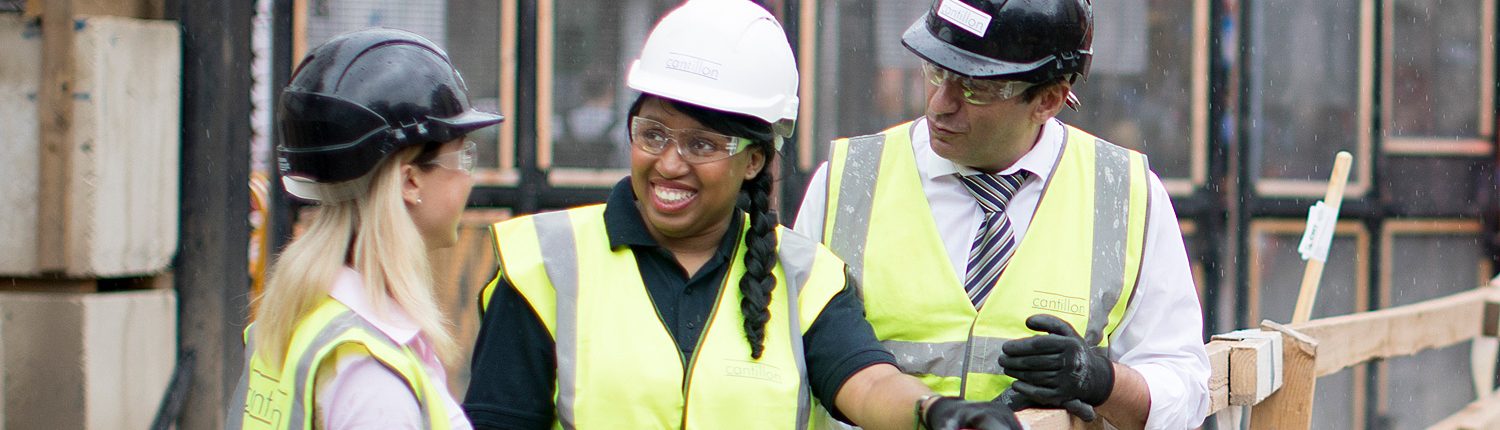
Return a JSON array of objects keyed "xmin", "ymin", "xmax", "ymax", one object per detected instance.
[{"xmin": 1135, "ymin": 362, "xmax": 1209, "ymax": 430}]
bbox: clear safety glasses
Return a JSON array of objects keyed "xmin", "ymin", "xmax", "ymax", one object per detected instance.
[
  {"xmin": 423, "ymin": 140, "xmax": 477, "ymax": 174},
  {"xmin": 629, "ymin": 116, "xmax": 753, "ymax": 164},
  {"xmin": 920, "ymin": 61, "xmax": 1033, "ymax": 106}
]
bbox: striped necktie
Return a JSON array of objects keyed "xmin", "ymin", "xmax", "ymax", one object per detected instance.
[{"xmin": 957, "ymin": 171, "xmax": 1029, "ymax": 308}]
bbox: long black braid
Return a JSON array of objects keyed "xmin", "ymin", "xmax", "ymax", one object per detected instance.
[
  {"xmin": 627, "ymin": 94, "xmax": 780, "ymax": 359},
  {"xmin": 736, "ymin": 154, "xmax": 778, "ymax": 359}
]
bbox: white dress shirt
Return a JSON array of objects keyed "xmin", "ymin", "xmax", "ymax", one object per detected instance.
[{"xmin": 794, "ymin": 117, "xmax": 1210, "ymax": 429}]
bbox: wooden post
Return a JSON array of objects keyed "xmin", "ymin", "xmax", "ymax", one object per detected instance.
[
  {"xmin": 36, "ymin": 0, "xmax": 75, "ymax": 272},
  {"xmin": 1291, "ymin": 152, "xmax": 1353, "ymax": 324},
  {"xmin": 169, "ymin": 0, "xmax": 253, "ymax": 429},
  {"xmin": 1250, "ymin": 321, "xmax": 1319, "ymax": 430}
]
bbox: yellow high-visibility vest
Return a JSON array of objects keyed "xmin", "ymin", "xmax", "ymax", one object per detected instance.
[
  {"xmin": 821, "ymin": 121, "xmax": 1150, "ymax": 401},
  {"xmin": 482, "ymin": 204, "xmax": 847, "ymax": 429},
  {"xmin": 231, "ymin": 298, "xmax": 456, "ymax": 430}
]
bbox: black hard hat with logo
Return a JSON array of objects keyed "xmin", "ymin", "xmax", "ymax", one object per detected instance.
[
  {"xmin": 902, "ymin": 0, "xmax": 1093, "ymax": 86},
  {"xmin": 277, "ymin": 28, "xmax": 504, "ymax": 202}
]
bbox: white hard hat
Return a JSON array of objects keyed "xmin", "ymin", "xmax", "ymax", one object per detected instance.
[{"xmin": 627, "ymin": 0, "xmax": 799, "ymax": 147}]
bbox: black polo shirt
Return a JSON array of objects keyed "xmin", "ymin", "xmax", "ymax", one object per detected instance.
[{"xmin": 462, "ymin": 178, "xmax": 895, "ymax": 429}]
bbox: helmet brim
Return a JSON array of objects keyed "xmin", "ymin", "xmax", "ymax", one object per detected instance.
[
  {"xmin": 900, "ymin": 17, "xmax": 1054, "ymax": 80},
  {"xmin": 432, "ymin": 109, "xmax": 506, "ymax": 135}
]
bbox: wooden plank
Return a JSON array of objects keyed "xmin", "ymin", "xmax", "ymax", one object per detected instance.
[
  {"xmin": 25, "ymin": 0, "xmax": 165, "ymax": 19},
  {"xmin": 1014, "ymin": 409, "xmax": 1099, "ymax": 430},
  {"xmin": 1250, "ymin": 321, "xmax": 1318, "ymax": 430},
  {"xmin": 1428, "ymin": 389, "xmax": 1500, "ymax": 430},
  {"xmin": 1290, "ymin": 287, "xmax": 1493, "ymax": 377},
  {"xmin": 0, "ymin": 273, "xmax": 170, "ymax": 293},
  {"xmin": 1206, "ymin": 341, "xmax": 1231, "ymax": 415},
  {"xmin": 1211, "ymin": 330, "xmax": 1284, "ymax": 406},
  {"xmin": 36, "ymin": 0, "xmax": 74, "ymax": 273}
]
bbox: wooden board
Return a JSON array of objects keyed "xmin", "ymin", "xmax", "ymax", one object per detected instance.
[
  {"xmin": 1428, "ymin": 389, "xmax": 1500, "ymax": 430},
  {"xmin": 1291, "ymin": 287, "xmax": 1493, "ymax": 377},
  {"xmin": 1211, "ymin": 330, "xmax": 1284, "ymax": 406},
  {"xmin": 0, "ymin": 272, "xmax": 172, "ymax": 293},
  {"xmin": 35, "ymin": 0, "xmax": 74, "ymax": 273},
  {"xmin": 1015, "ymin": 409, "xmax": 1099, "ymax": 430},
  {"xmin": 0, "ymin": 15, "xmax": 181, "ymax": 277},
  {"xmin": 1207, "ymin": 341, "xmax": 1231, "ymax": 414},
  {"xmin": 1249, "ymin": 321, "xmax": 1319, "ymax": 430},
  {"xmin": 24, "ymin": 0, "xmax": 165, "ymax": 19}
]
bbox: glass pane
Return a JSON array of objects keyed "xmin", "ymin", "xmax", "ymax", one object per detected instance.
[
  {"xmin": 303, "ymin": 0, "xmax": 504, "ymax": 168},
  {"xmin": 448, "ymin": 0, "xmax": 503, "ymax": 169},
  {"xmin": 1254, "ymin": 230, "xmax": 1361, "ymax": 323},
  {"xmin": 810, "ymin": 0, "xmax": 929, "ymax": 164},
  {"xmin": 548, "ymin": 0, "xmax": 678, "ymax": 169},
  {"xmin": 1253, "ymin": 224, "xmax": 1364, "ymax": 430},
  {"xmin": 1246, "ymin": 1, "xmax": 1363, "ymax": 183},
  {"xmin": 1383, "ymin": 157, "xmax": 1489, "ymax": 217},
  {"xmin": 1389, "ymin": 0, "xmax": 1483, "ymax": 139},
  {"xmin": 1383, "ymin": 232, "xmax": 1483, "ymax": 429},
  {"xmin": 1058, "ymin": 0, "xmax": 1196, "ymax": 183}
]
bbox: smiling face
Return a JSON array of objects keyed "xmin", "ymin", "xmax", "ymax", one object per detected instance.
[
  {"xmin": 629, "ymin": 97, "xmax": 766, "ymax": 246},
  {"xmin": 923, "ymin": 73, "xmax": 1069, "ymax": 173}
]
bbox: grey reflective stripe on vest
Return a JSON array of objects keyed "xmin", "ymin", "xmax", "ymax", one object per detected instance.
[
  {"xmin": 778, "ymin": 232, "xmax": 817, "ymax": 428},
  {"xmin": 531, "ymin": 211, "xmax": 580, "ymax": 430},
  {"xmin": 828, "ymin": 133, "xmax": 887, "ymax": 284},
  {"xmin": 883, "ymin": 336, "xmax": 1009, "ymax": 378},
  {"xmin": 285, "ymin": 311, "xmax": 432, "ymax": 430},
  {"xmin": 1085, "ymin": 140, "xmax": 1131, "ymax": 346},
  {"xmin": 227, "ymin": 329, "xmax": 254, "ymax": 430}
]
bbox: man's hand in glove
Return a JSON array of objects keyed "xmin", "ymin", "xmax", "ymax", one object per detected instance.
[
  {"xmin": 998, "ymin": 314, "xmax": 1116, "ymax": 414},
  {"xmin": 922, "ymin": 396, "xmax": 1022, "ymax": 430}
]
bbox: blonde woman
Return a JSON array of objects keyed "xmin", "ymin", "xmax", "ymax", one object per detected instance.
[{"xmin": 231, "ymin": 28, "xmax": 502, "ymax": 430}]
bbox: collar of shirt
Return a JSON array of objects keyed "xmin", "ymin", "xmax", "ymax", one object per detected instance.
[
  {"xmin": 327, "ymin": 267, "xmax": 421, "ymax": 346},
  {"xmin": 913, "ymin": 116, "xmax": 1065, "ymax": 182},
  {"xmin": 601, "ymin": 177, "xmax": 744, "ymax": 261}
]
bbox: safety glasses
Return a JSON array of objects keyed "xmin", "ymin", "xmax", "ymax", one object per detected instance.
[
  {"xmin": 423, "ymin": 140, "xmax": 477, "ymax": 174},
  {"xmin": 920, "ymin": 61, "xmax": 1033, "ymax": 106},
  {"xmin": 629, "ymin": 116, "xmax": 753, "ymax": 165}
]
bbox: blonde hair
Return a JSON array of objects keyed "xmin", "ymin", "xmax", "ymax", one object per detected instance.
[{"xmin": 251, "ymin": 146, "xmax": 456, "ymax": 368}]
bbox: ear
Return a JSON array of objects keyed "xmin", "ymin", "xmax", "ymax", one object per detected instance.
[
  {"xmin": 401, "ymin": 163, "xmax": 423, "ymax": 206},
  {"xmin": 1030, "ymin": 82, "xmax": 1070, "ymax": 123},
  {"xmin": 744, "ymin": 146, "xmax": 768, "ymax": 181}
]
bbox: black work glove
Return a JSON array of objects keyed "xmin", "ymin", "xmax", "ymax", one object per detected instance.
[
  {"xmin": 997, "ymin": 314, "xmax": 1115, "ymax": 419},
  {"xmin": 997, "ymin": 387, "xmax": 1097, "ymax": 422},
  {"xmin": 922, "ymin": 396, "xmax": 1022, "ymax": 430}
]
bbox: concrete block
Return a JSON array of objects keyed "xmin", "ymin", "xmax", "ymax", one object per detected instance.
[
  {"xmin": 0, "ymin": 289, "xmax": 177, "ymax": 429},
  {"xmin": 0, "ymin": 15, "xmax": 181, "ymax": 277}
]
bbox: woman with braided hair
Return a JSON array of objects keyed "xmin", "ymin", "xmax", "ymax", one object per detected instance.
[{"xmin": 462, "ymin": 1, "xmax": 1020, "ymax": 429}]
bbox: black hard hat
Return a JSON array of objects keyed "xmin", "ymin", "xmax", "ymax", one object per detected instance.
[
  {"xmin": 902, "ymin": 0, "xmax": 1093, "ymax": 84},
  {"xmin": 276, "ymin": 28, "xmax": 503, "ymax": 201}
]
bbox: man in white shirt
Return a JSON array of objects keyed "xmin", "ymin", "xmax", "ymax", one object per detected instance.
[{"xmin": 793, "ymin": 0, "xmax": 1210, "ymax": 428}]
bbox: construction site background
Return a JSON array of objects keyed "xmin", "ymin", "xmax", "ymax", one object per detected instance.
[{"xmin": 2, "ymin": 0, "xmax": 1499, "ymax": 429}]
